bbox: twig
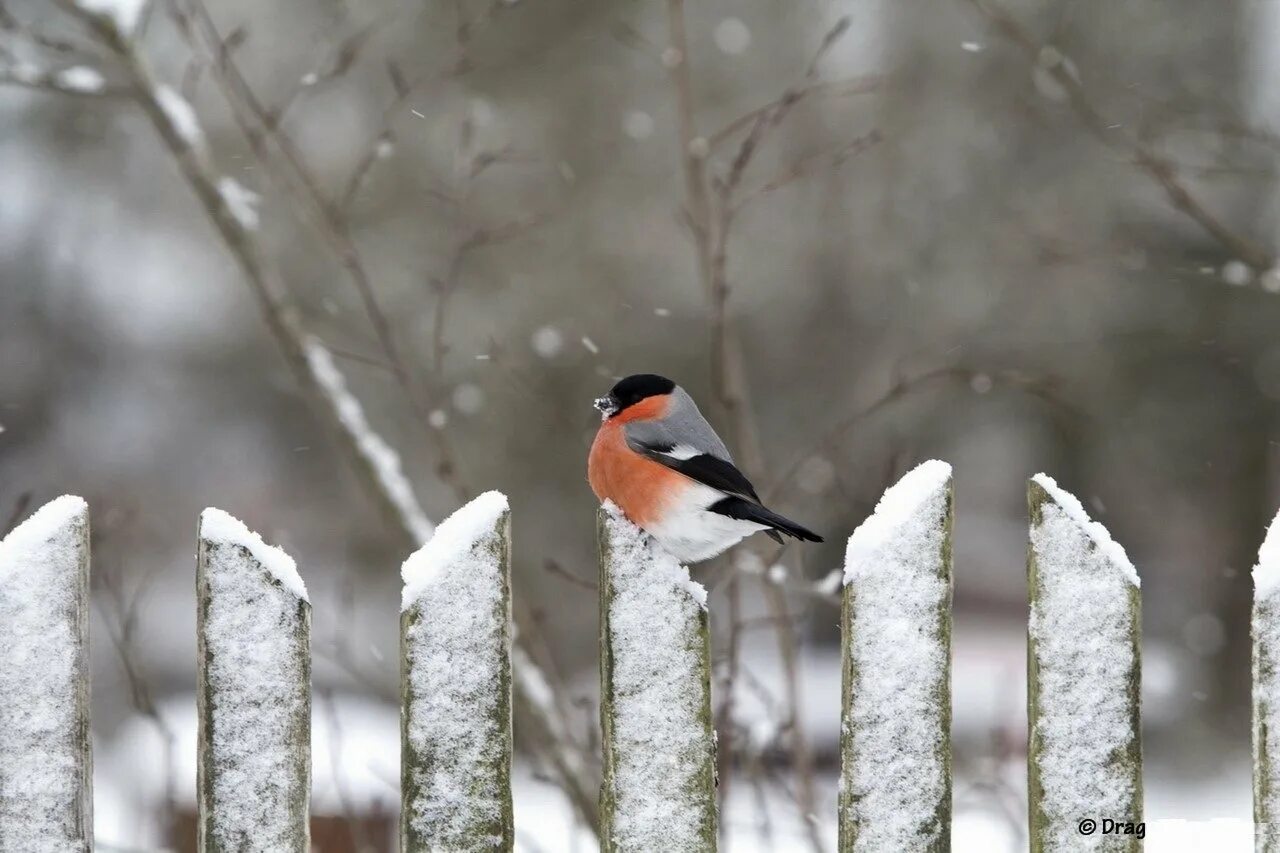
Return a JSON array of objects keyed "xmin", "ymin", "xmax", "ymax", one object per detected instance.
[
  {"xmin": 1, "ymin": 492, "xmax": 31, "ymax": 538},
  {"xmin": 963, "ymin": 0, "xmax": 1274, "ymax": 272},
  {"xmin": 663, "ymin": 6, "xmax": 846, "ymax": 850},
  {"xmin": 94, "ymin": 553, "xmax": 180, "ymax": 844},
  {"xmin": 172, "ymin": 0, "xmax": 471, "ymax": 502},
  {"xmin": 734, "ymin": 129, "xmax": 882, "ymax": 212},
  {"xmin": 52, "ymin": 6, "xmax": 599, "ymax": 833},
  {"xmin": 0, "ymin": 65, "xmax": 128, "ymax": 97},
  {"xmin": 709, "ymin": 74, "xmax": 884, "ymax": 151},
  {"xmin": 541, "ymin": 558, "xmax": 597, "ymax": 592}
]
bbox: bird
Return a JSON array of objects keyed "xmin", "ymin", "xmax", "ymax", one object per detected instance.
[{"xmin": 588, "ymin": 373, "xmax": 823, "ymax": 563}]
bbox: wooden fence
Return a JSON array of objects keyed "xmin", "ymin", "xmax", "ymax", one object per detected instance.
[{"xmin": 1, "ymin": 463, "xmax": 1277, "ymax": 851}]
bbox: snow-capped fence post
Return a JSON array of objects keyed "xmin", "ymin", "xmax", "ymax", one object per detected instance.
[
  {"xmin": 1253, "ymin": 508, "xmax": 1280, "ymax": 851},
  {"xmin": 0, "ymin": 496, "xmax": 93, "ymax": 851},
  {"xmin": 400, "ymin": 492, "xmax": 513, "ymax": 851},
  {"xmin": 597, "ymin": 504, "xmax": 716, "ymax": 852},
  {"xmin": 196, "ymin": 509, "xmax": 311, "ymax": 852},
  {"xmin": 838, "ymin": 461, "xmax": 953, "ymax": 852},
  {"xmin": 1027, "ymin": 475, "xmax": 1143, "ymax": 852}
]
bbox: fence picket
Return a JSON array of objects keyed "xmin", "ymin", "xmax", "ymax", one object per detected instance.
[
  {"xmin": 1253, "ymin": 509, "xmax": 1280, "ymax": 851},
  {"xmin": 838, "ymin": 460, "xmax": 953, "ymax": 852},
  {"xmin": 400, "ymin": 491, "xmax": 513, "ymax": 851},
  {"xmin": 196, "ymin": 508, "xmax": 311, "ymax": 852},
  {"xmin": 597, "ymin": 504, "xmax": 716, "ymax": 852},
  {"xmin": 0, "ymin": 496, "xmax": 92, "ymax": 853},
  {"xmin": 1027, "ymin": 475, "xmax": 1142, "ymax": 852}
]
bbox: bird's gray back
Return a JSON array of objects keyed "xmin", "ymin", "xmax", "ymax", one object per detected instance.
[{"xmin": 664, "ymin": 386, "xmax": 732, "ymax": 461}]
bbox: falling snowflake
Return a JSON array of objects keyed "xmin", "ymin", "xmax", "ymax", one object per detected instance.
[
  {"xmin": 623, "ymin": 111, "xmax": 655, "ymax": 141},
  {"xmin": 531, "ymin": 326, "xmax": 564, "ymax": 358},
  {"xmin": 452, "ymin": 383, "xmax": 485, "ymax": 415},
  {"xmin": 713, "ymin": 18, "xmax": 752, "ymax": 55},
  {"xmin": 796, "ymin": 456, "xmax": 835, "ymax": 495},
  {"xmin": 1222, "ymin": 260, "xmax": 1252, "ymax": 287}
]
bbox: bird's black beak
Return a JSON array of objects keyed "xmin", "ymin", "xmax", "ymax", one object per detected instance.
[{"xmin": 593, "ymin": 395, "xmax": 619, "ymax": 418}]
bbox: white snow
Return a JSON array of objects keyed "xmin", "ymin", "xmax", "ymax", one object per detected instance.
[
  {"xmin": 1029, "ymin": 474, "xmax": 1142, "ymax": 850},
  {"xmin": 713, "ymin": 18, "xmax": 752, "ymax": 55},
  {"xmin": 1223, "ymin": 259, "xmax": 1252, "ymax": 287},
  {"xmin": 530, "ymin": 325, "xmax": 564, "ymax": 357},
  {"xmin": 580, "ymin": 336, "xmax": 600, "ymax": 355},
  {"xmin": 400, "ymin": 490, "xmax": 508, "ymax": 611},
  {"xmin": 303, "ymin": 336, "xmax": 434, "ymax": 544},
  {"xmin": 154, "ymin": 85, "xmax": 203, "ymax": 148},
  {"xmin": 840, "ymin": 461, "xmax": 951, "ymax": 850},
  {"xmin": 216, "ymin": 177, "xmax": 260, "ymax": 231},
  {"xmin": 451, "ymin": 382, "xmax": 486, "ymax": 415},
  {"xmin": 0, "ymin": 496, "xmax": 90, "ymax": 851},
  {"xmin": 75, "ymin": 0, "xmax": 147, "ymax": 34},
  {"xmin": 622, "ymin": 110, "xmax": 655, "ymax": 140},
  {"xmin": 401, "ymin": 492, "xmax": 511, "ymax": 846},
  {"xmin": 198, "ymin": 513, "xmax": 310, "ymax": 850},
  {"xmin": 199, "ymin": 508, "xmax": 307, "ymax": 601},
  {"xmin": 1253, "ymin": 507, "xmax": 1280, "ymax": 599},
  {"xmin": 844, "ymin": 458, "xmax": 951, "ymax": 585},
  {"xmin": 813, "ymin": 568, "xmax": 843, "ymax": 596},
  {"xmin": 600, "ymin": 502, "xmax": 714, "ymax": 851},
  {"xmin": 54, "ymin": 66, "xmax": 105, "ymax": 94},
  {"xmin": 1031, "ymin": 473, "xmax": 1139, "ymax": 587}
]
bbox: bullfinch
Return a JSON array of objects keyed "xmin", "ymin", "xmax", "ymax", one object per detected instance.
[{"xmin": 588, "ymin": 373, "xmax": 823, "ymax": 563}]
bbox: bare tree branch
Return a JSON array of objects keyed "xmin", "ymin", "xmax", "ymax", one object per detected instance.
[{"xmin": 963, "ymin": 0, "xmax": 1274, "ymax": 272}]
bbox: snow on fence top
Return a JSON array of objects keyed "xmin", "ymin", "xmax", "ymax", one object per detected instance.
[
  {"xmin": 598, "ymin": 503, "xmax": 715, "ymax": 851},
  {"xmin": 0, "ymin": 495, "xmax": 92, "ymax": 852},
  {"xmin": 400, "ymin": 489, "xmax": 508, "ymax": 611},
  {"xmin": 400, "ymin": 491, "xmax": 512, "ymax": 850},
  {"xmin": 844, "ymin": 458, "xmax": 951, "ymax": 585},
  {"xmin": 1031, "ymin": 473, "xmax": 1139, "ymax": 587},
  {"xmin": 197, "ymin": 508, "xmax": 310, "ymax": 852},
  {"xmin": 1028, "ymin": 475, "xmax": 1142, "ymax": 851},
  {"xmin": 840, "ymin": 461, "xmax": 952, "ymax": 851},
  {"xmin": 1253, "ymin": 508, "xmax": 1280, "ymax": 600},
  {"xmin": 199, "ymin": 508, "xmax": 308, "ymax": 601}
]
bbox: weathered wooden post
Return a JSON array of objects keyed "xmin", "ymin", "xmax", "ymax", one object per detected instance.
[
  {"xmin": 0, "ymin": 496, "xmax": 92, "ymax": 852},
  {"xmin": 1027, "ymin": 474, "xmax": 1143, "ymax": 851},
  {"xmin": 838, "ymin": 460, "xmax": 953, "ymax": 852},
  {"xmin": 400, "ymin": 491, "xmax": 513, "ymax": 851},
  {"xmin": 1253, "ymin": 508, "xmax": 1280, "ymax": 852},
  {"xmin": 598, "ymin": 503, "xmax": 716, "ymax": 851},
  {"xmin": 197, "ymin": 508, "xmax": 311, "ymax": 852}
]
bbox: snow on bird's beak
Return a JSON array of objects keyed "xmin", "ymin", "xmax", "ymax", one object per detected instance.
[{"xmin": 593, "ymin": 395, "xmax": 619, "ymax": 418}]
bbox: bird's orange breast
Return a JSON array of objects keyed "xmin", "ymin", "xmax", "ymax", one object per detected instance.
[{"xmin": 589, "ymin": 421, "xmax": 686, "ymax": 527}]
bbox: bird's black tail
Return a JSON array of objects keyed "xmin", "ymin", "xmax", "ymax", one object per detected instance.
[{"xmin": 710, "ymin": 497, "xmax": 824, "ymax": 543}]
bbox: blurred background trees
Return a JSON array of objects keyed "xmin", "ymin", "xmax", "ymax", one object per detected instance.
[{"xmin": 2, "ymin": 0, "xmax": 1278, "ymax": 848}]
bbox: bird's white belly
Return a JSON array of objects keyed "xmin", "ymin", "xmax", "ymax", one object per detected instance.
[{"xmin": 647, "ymin": 482, "xmax": 766, "ymax": 563}]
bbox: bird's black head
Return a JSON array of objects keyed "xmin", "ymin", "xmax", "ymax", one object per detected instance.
[{"xmin": 593, "ymin": 373, "xmax": 676, "ymax": 418}]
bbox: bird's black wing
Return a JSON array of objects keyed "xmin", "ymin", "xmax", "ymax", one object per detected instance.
[
  {"xmin": 663, "ymin": 452, "xmax": 762, "ymax": 502},
  {"xmin": 624, "ymin": 426, "xmax": 761, "ymax": 501}
]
